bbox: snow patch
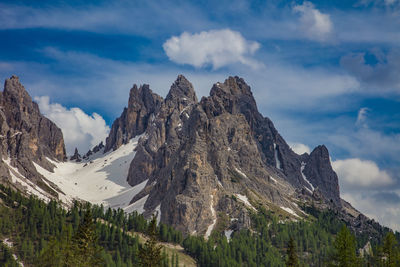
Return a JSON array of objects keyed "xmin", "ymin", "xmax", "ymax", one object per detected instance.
[
  {"xmin": 10, "ymin": 131, "xmax": 22, "ymax": 138},
  {"xmin": 155, "ymin": 204, "xmax": 161, "ymax": 224},
  {"xmin": 224, "ymin": 230, "xmax": 233, "ymax": 241},
  {"xmin": 292, "ymin": 202, "xmax": 308, "ymax": 216},
  {"xmin": 3, "ymin": 158, "xmax": 51, "ymax": 202},
  {"xmin": 124, "ymin": 194, "xmax": 149, "ymax": 214},
  {"xmin": 33, "ymin": 135, "xmax": 148, "ymax": 212},
  {"xmin": 301, "ymin": 162, "xmax": 314, "ymax": 192},
  {"xmin": 280, "ymin": 206, "xmax": 300, "ymax": 218},
  {"xmin": 2, "ymin": 239, "xmax": 24, "ymax": 266},
  {"xmin": 205, "ymin": 195, "xmax": 217, "ymax": 238},
  {"xmin": 234, "ymin": 167, "xmax": 248, "ymax": 179},
  {"xmin": 3, "ymin": 238, "xmax": 13, "ymax": 248},
  {"xmin": 235, "ymin": 194, "xmax": 256, "ymax": 211},
  {"xmin": 215, "ymin": 175, "xmax": 223, "ymax": 187}
]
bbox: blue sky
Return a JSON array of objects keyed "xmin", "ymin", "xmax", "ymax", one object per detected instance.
[{"xmin": 1, "ymin": 0, "xmax": 400, "ymax": 230}]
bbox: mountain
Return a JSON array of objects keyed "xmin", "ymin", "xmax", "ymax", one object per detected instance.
[
  {"xmin": 100, "ymin": 75, "xmax": 373, "ymax": 237},
  {"xmin": 0, "ymin": 75, "xmax": 384, "ymax": 240},
  {"xmin": 0, "ymin": 75, "xmax": 66, "ymax": 199}
]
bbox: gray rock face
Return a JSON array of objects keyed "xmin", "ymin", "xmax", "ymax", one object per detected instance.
[
  {"xmin": 127, "ymin": 75, "xmax": 197, "ymax": 187},
  {"xmin": 104, "ymin": 84, "xmax": 163, "ymax": 152},
  {"xmin": 303, "ymin": 145, "xmax": 341, "ymax": 205},
  {"xmin": 123, "ymin": 75, "xmax": 342, "ymax": 235},
  {"xmin": 0, "ymin": 75, "xmax": 66, "ymax": 194}
]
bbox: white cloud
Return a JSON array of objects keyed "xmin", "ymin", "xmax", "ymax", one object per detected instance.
[
  {"xmin": 342, "ymin": 192, "xmax": 400, "ymax": 231},
  {"xmin": 293, "ymin": 1, "xmax": 333, "ymax": 42},
  {"xmin": 35, "ymin": 96, "xmax": 110, "ymax": 155},
  {"xmin": 288, "ymin": 142, "xmax": 311, "ymax": 154},
  {"xmin": 0, "ymin": 2, "xmax": 210, "ymax": 37},
  {"xmin": 163, "ymin": 29, "xmax": 263, "ymax": 69},
  {"xmin": 332, "ymin": 158, "xmax": 394, "ymax": 188}
]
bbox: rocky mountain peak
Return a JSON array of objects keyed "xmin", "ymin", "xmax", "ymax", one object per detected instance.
[
  {"xmin": 166, "ymin": 75, "xmax": 197, "ymax": 104},
  {"xmin": 2, "ymin": 75, "xmax": 41, "ymax": 123},
  {"xmin": 210, "ymin": 76, "xmax": 253, "ymax": 97},
  {"xmin": 4, "ymin": 75, "xmax": 23, "ymax": 93},
  {"xmin": 128, "ymin": 84, "xmax": 156, "ymax": 111},
  {"xmin": 203, "ymin": 76, "xmax": 259, "ymax": 119},
  {"xmin": 70, "ymin": 148, "xmax": 82, "ymax": 162},
  {"xmin": 120, "ymin": 75, "xmax": 348, "ymax": 235},
  {"xmin": 303, "ymin": 144, "xmax": 341, "ymax": 205},
  {"xmin": 104, "ymin": 83, "xmax": 163, "ymax": 152},
  {"xmin": 0, "ymin": 75, "xmax": 66, "ymax": 197},
  {"xmin": 4, "ymin": 75, "xmax": 32, "ymax": 102}
]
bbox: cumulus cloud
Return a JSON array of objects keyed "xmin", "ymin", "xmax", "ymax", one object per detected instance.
[
  {"xmin": 288, "ymin": 142, "xmax": 311, "ymax": 155},
  {"xmin": 333, "ymin": 156, "xmax": 400, "ymax": 230},
  {"xmin": 293, "ymin": 1, "xmax": 333, "ymax": 42},
  {"xmin": 163, "ymin": 29, "xmax": 263, "ymax": 69},
  {"xmin": 342, "ymin": 191, "xmax": 400, "ymax": 231},
  {"xmin": 35, "ymin": 96, "xmax": 110, "ymax": 155},
  {"xmin": 332, "ymin": 158, "xmax": 394, "ymax": 188}
]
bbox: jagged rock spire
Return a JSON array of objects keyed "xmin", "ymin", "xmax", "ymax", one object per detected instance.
[
  {"xmin": 303, "ymin": 145, "xmax": 341, "ymax": 205},
  {"xmin": 104, "ymin": 83, "xmax": 163, "ymax": 152},
  {"xmin": 166, "ymin": 75, "xmax": 197, "ymax": 103},
  {"xmin": 70, "ymin": 147, "xmax": 82, "ymax": 162}
]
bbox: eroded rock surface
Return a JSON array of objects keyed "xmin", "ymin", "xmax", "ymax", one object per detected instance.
[
  {"xmin": 119, "ymin": 75, "xmax": 342, "ymax": 235},
  {"xmin": 0, "ymin": 75, "xmax": 66, "ymax": 195}
]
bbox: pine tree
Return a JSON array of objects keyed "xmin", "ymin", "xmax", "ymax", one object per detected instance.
[
  {"xmin": 175, "ymin": 252, "xmax": 179, "ymax": 267},
  {"xmin": 67, "ymin": 209, "xmax": 103, "ymax": 267},
  {"xmin": 37, "ymin": 237, "xmax": 66, "ymax": 267},
  {"xmin": 331, "ymin": 226, "xmax": 360, "ymax": 267},
  {"xmin": 286, "ymin": 237, "xmax": 299, "ymax": 267},
  {"xmin": 139, "ymin": 215, "xmax": 162, "ymax": 267},
  {"xmin": 382, "ymin": 232, "xmax": 400, "ymax": 267}
]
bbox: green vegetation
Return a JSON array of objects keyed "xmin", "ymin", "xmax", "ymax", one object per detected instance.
[
  {"xmin": 182, "ymin": 207, "xmax": 400, "ymax": 267},
  {"xmin": 0, "ymin": 184, "xmax": 183, "ymax": 267},
  {"xmin": 139, "ymin": 215, "xmax": 163, "ymax": 266},
  {"xmin": 330, "ymin": 226, "xmax": 360, "ymax": 266},
  {"xmin": 1, "ymin": 184, "xmax": 400, "ymax": 267},
  {"xmin": 287, "ymin": 237, "xmax": 299, "ymax": 267},
  {"xmin": 0, "ymin": 241, "xmax": 19, "ymax": 267}
]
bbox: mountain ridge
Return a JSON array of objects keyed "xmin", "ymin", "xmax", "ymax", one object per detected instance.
[
  {"xmin": 0, "ymin": 75, "xmax": 386, "ymax": 240},
  {"xmin": 106, "ymin": 75, "xmax": 353, "ymax": 236}
]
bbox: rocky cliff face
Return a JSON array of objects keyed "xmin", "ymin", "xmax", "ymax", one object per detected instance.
[
  {"xmin": 106, "ymin": 75, "xmax": 342, "ymax": 235},
  {"xmin": 0, "ymin": 74, "xmax": 377, "ymax": 238},
  {"xmin": 104, "ymin": 84, "xmax": 163, "ymax": 152},
  {"xmin": 303, "ymin": 145, "xmax": 341, "ymax": 204},
  {"xmin": 0, "ymin": 75, "xmax": 66, "ymax": 195}
]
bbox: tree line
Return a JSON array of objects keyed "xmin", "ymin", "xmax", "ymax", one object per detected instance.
[{"xmin": 1, "ymin": 184, "xmax": 399, "ymax": 266}]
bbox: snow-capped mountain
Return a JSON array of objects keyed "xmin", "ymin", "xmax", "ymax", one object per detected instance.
[{"xmin": 0, "ymin": 75, "xmax": 384, "ymax": 239}]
